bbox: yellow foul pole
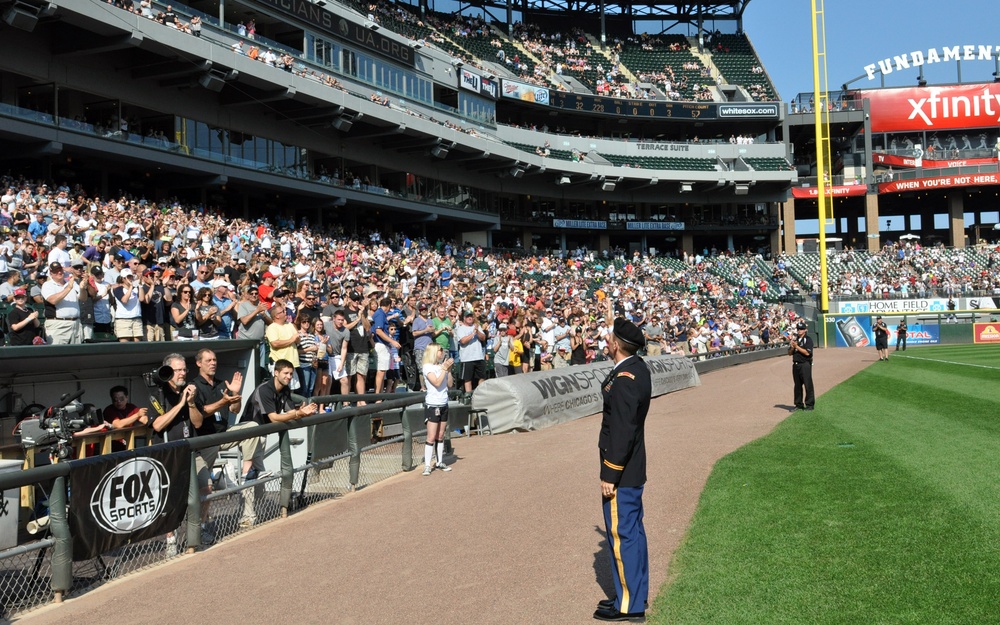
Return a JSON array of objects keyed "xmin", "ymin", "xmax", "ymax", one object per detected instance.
[{"xmin": 810, "ymin": 0, "xmax": 831, "ymax": 313}]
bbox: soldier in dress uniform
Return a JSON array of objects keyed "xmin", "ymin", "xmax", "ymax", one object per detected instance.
[
  {"xmin": 789, "ymin": 320, "xmax": 814, "ymax": 410},
  {"xmin": 594, "ymin": 303, "xmax": 652, "ymax": 623}
]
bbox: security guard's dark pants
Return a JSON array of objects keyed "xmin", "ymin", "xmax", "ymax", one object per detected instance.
[
  {"xmin": 896, "ymin": 335, "xmax": 906, "ymax": 351},
  {"xmin": 792, "ymin": 362, "xmax": 814, "ymax": 409}
]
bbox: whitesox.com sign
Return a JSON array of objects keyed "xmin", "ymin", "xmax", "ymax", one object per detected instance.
[{"xmin": 90, "ymin": 458, "xmax": 171, "ymax": 534}]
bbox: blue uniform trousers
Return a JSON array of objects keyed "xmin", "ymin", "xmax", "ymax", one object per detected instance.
[{"xmin": 602, "ymin": 485, "xmax": 648, "ymax": 614}]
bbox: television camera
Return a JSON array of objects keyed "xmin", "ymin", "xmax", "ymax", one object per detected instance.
[{"xmin": 18, "ymin": 389, "xmax": 103, "ymax": 460}]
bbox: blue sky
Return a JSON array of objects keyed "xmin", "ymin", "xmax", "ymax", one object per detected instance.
[{"xmin": 742, "ymin": 0, "xmax": 1000, "ymax": 100}]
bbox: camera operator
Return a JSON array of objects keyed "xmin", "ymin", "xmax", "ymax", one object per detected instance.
[
  {"xmin": 788, "ymin": 320, "xmax": 814, "ymax": 411},
  {"xmin": 151, "ymin": 353, "xmax": 201, "ymax": 444}
]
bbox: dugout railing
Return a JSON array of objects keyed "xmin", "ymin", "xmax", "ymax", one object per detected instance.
[{"xmin": 0, "ymin": 391, "xmax": 432, "ymax": 618}]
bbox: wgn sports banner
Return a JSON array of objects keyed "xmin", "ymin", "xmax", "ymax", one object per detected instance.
[
  {"xmin": 472, "ymin": 355, "xmax": 699, "ymax": 434},
  {"xmin": 69, "ymin": 442, "xmax": 190, "ymax": 560}
]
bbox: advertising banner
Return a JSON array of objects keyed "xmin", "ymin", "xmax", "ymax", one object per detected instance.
[
  {"xmin": 626, "ymin": 221, "xmax": 685, "ymax": 231},
  {"xmin": 875, "ymin": 153, "xmax": 1000, "ymax": 168},
  {"xmin": 790, "ymin": 185, "xmax": 868, "ymax": 199},
  {"xmin": 553, "ymin": 219, "xmax": 607, "ymax": 229},
  {"xmin": 472, "ymin": 355, "xmax": 700, "ymax": 434},
  {"xmin": 832, "ymin": 317, "xmax": 940, "ymax": 347},
  {"xmin": 69, "ymin": 442, "xmax": 190, "ymax": 561},
  {"xmin": 973, "ymin": 322, "xmax": 1000, "ymax": 344},
  {"xmin": 459, "ymin": 69, "xmax": 480, "ymax": 94},
  {"xmin": 858, "ymin": 83, "xmax": 1000, "ymax": 133},
  {"xmin": 879, "ymin": 172, "xmax": 1000, "ymax": 194},
  {"xmin": 501, "ymin": 79, "xmax": 549, "ymax": 104},
  {"xmin": 832, "ymin": 299, "xmax": 948, "ymax": 315}
]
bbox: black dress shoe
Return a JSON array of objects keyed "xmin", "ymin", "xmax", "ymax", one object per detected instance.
[{"xmin": 593, "ymin": 605, "xmax": 645, "ymax": 622}]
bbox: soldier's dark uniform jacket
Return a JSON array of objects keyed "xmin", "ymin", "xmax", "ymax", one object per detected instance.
[{"xmin": 599, "ymin": 355, "xmax": 652, "ymax": 487}]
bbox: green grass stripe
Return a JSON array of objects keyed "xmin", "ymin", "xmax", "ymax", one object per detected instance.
[{"xmin": 652, "ymin": 345, "xmax": 1000, "ymax": 625}]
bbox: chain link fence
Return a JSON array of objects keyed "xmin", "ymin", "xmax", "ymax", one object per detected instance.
[
  {"xmin": 0, "ymin": 540, "xmax": 54, "ymax": 619},
  {"xmin": 0, "ymin": 419, "xmax": 427, "ymax": 620}
]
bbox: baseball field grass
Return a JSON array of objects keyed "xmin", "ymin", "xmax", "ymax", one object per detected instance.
[{"xmin": 652, "ymin": 344, "xmax": 1000, "ymax": 625}]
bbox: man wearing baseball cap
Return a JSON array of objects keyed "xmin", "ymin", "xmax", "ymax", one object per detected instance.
[
  {"xmin": 872, "ymin": 315, "xmax": 890, "ymax": 362},
  {"xmin": 595, "ymin": 301, "xmax": 652, "ymax": 622},
  {"xmin": 6, "ymin": 287, "xmax": 41, "ymax": 345},
  {"xmin": 788, "ymin": 320, "xmax": 814, "ymax": 410}
]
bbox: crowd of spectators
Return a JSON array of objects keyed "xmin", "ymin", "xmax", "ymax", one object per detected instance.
[
  {"xmin": 0, "ymin": 176, "xmax": 805, "ymax": 388},
  {"xmin": 779, "ymin": 242, "xmax": 1000, "ymax": 298}
]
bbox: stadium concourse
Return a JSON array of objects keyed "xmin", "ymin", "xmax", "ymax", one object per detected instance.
[{"xmin": 19, "ymin": 349, "xmax": 868, "ymax": 625}]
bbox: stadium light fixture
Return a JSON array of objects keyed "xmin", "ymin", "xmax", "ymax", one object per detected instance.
[
  {"xmin": 367, "ymin": 21, "xmax": 379, "ymax": 30},
  {"xmin": 509, "ymin": 166, "xmax": 524, "ymax": 178},
  {"xmin": 734, "ymin": 183, "xmax": 750, "ymax": 196},
  {"xmin": 679, "ymin": 182, "xmax": 693, "ymax": 193},
  {"xmin": 601, "ymin": 181, "xmax": 616, "ymax": 192},
  {"xmin": 557, "ymin": 175, "xmax": 571, "ymax": 185}
]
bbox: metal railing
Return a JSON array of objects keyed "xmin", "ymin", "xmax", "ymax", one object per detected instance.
[{"xmin": 0, "ymin": 391, "xmax": 427, "ymax": 618}]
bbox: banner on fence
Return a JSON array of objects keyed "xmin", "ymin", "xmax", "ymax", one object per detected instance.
[
  {"xmin": 471, "ymin": 355, "xmax": 699, "ymax": 434},
  {"xmin": 69, "ymin": 442, "xmax": 190, "ymax": 560},
  {"xmin": 832, "ymin": 316, "xmax": 941, "ymax": 347},
  {"xmin": 973, "ymin": 322, "xmax": 1000, "ymax": 344}
]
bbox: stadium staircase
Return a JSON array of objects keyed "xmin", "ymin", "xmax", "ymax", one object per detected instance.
[
  {"xmin": 582, "ymin": 34, "xmax": 639, "ymax": 85},
  {"xmin": 491, "ymin": 25, "xmax": 548, "ymax": 84}
]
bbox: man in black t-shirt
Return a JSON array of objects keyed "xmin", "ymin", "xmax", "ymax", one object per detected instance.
[
  {"xmin": 239, "ymin": 359, "xmax": 318, "ymax": 425},
  {"xmin": 6, "ymin": 288, "xmax": 41, "ymax": 345},
  {"xmin": 191, "ymin": 348, "xmax": 255, "ymax": 542}
]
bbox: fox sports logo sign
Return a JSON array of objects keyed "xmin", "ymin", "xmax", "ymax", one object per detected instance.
[{"xmin": 90, "ymin": 458, "xmax": 171, "ymax": 534}]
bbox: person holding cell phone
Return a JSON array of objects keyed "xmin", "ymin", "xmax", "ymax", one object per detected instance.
[{"xmin": 420, "ymin": 344, "xmax": 454, "ymax": 476}]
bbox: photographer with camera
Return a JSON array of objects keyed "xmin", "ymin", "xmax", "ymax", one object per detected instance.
[
  {"xmin": 140, "ymin": 266, "xmax": 172, "ymax": 342},
  {"xmin": 872, "ymin": 315, "xmax": 890, "ymax": 362},
  {"xmin": 112, "ymin": 267, "xmax": 144, "ymax": 342},
  {"xmin": 151, "ymin": 354, "xmax": 201, "ymax": 444},
  {"xmin": 788, "ymin": 320, "xmax": 814, "ymax": 411}
]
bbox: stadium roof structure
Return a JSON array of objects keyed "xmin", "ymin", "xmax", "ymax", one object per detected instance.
[{"xmin": 433, "ymin": 0, "xmax": 747, "ymax": 25}]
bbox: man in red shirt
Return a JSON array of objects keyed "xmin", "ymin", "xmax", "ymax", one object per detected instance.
[
  {"xmin": 102, "ymin": 385, "xmax": 150, "ymax": 452},
  {"xmin": 258, "ymin": 271, "xmax": 276, "ymax": 306}
]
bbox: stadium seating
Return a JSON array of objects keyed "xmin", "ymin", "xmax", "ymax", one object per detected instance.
[
  {"xmin": 617, "ymin": 35, "xmax": 709, "ymax": 101},
  {"xmin": 744, "ymin": 157, "xmax": 792, "ymax": 171},
  {"xmin": 709, "ymin": 34, "xmax": 778, "ymax": 102},
  {"xmin": 600, "ymin": 153, "xmax": 718, "ymax": 171}
]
